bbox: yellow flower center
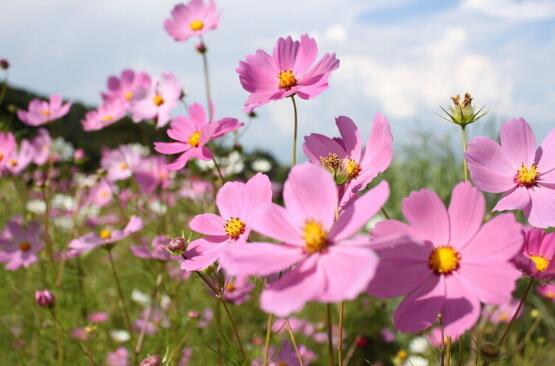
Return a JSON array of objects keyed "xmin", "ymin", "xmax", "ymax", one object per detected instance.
[
  {"xmin": 123, "ymin": 91, "xmax": 134, "ymax": 101},
  {"xmin": 529, "ymin": 255, "xmax": 550, "ymax": 272},
  {"xmin": 278, "ymin": 69, "xmax": 297, "ymax": 90},
  {"xmin": 19, "ymin": 241, "xmax": 32, "ymax": 252},
  {"xmin": 99, "ymin": 229, "xmax": 112, "ymax": 240},
  {"xmin": 303, "ymin": 219, "xmax": 328, "ymax": 254},
  {"xmin": 190, "ymin": 19, "xmax": 204, "ymax": 31},
  {"xmin": 120, "ymin": 162, "xmax": 129, "ymax": 171},
  {"xmin": 153, "ymin": 94, "xmax": 165, "ymax": 106},
  {"xmin": 516, "ymin": 164, "xmax": 539, "ymax": 187},
  {"xmin": 9, "ymin": 159, "xmax": 18, "ymax": 168},
  {"xmin": 188, "ymin": 131, "xmax": 201, "ymax": 147},
  {"xmin": 545, "ymin": 291, "xmax": 555, "ymax": 299},
  {"xmin": 224, "ymin": 217, "xmax": 246, "ymax": 240},
  {"xmin": 226, "ymin": 282, "xmax": 236, "ymax": 293},
  {"xmin": 498, "ymin": 312, "xmax": 510, "ymax": 322},
  {"xmin": 0, "ymin": 152, "xmax": 4, "ymax": 162},
  {"xmin": 428, "ymin": 246, "xmax": 460, "ymax": 275},
  {"xmin": 344, "ymin": 158, "xmax": 361, "ymax": 181},
  {"xmin": 41, "ymin": 109, "xmax": 50, "ymax": 117},
  {"xmin": 101, "ymin": 114, "xmax": 113, "ymax": 122}
]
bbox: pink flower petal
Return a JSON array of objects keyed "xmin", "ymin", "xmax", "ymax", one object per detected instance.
[
  {"xmin": 493, "ymin": 187, "xmax": 531, "ymax": 212},
  {"xmin": 250, "ymin": 203, "xmax": 304, "ymax": 246},
  {"xmin": 537, "ymin": 129, "xmax": 555, "ymax": 174},
  {"xmin": 442, "ymin": 276, "xmax": 481, "ymax": 338},
  {"xmin": 181, "ymin": 238, "xmax": 227, "ymax": 272},
  {"xmin": 528, "ymin": 187, "xmax": 555, "ymax": 228},
  {"xmin": 455, "ymin": 262, "xmax": 521, "ymax": 305},
  {"xmin": 448, "ymin": 182, "xmax": 485, "ymax": 249},
  {"xmin": 499, "ymin": 118, "xmax": 537, "ymax": 167},
  {"xmin": 219, "ymin": 243, "xmax": 305, "ymax": 276},
  {"xmin": 189, "ymin": 213, "xmax": 226, "ymax": 236},
  {"xmin": 401, "ymin": 188, "xmax": 450, "ymax": 245}
]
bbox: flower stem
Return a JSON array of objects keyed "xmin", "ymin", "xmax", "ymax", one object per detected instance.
[
  {"xmin": 290, "ymin": 95, "xmax": 299, "ymax": 166},
  {"xmin": 220, "ymin": 297, "xmax": 248, "ymax": 361},
  {"xmin": 212, "ymin": 156, "xmax": 225, "ymax": 183},
  {"xmin": 380, "ymin": 207, "xmax": 391, "ymax": 220},
  {"xmin": 262, "ymin": 313, "xmax": 273, "ymax": 366},
  {"xmin": 326, "ymin": 303, "xmax": 336, "ymax": 366},
  {"xmin": 199, "ymin": 36, "xmax": 213, "ymax": 122},
  {"xmin": 338, "ymin": 302, "xmax": 345, "ymax": 366},
  {"xmin": 106, "ymin": 248, "xmax": 133, "ymax": 340},
  {"xmin": 286, "ymin": 318, "xmax": 304, "ymax": 366},
  {"xmin": 497, "ymin": 278, "xmax": 534, "ymax": 346},
  {"xmin": 49, "ymin": 309, "xmax": 98, "ymax": 366},
  {"xmin": 134, "ymin": 270, "xmax": 164, "ymax": 357},
  {"xmin": 460, "ymin": 126, "xmax": 469, "ymax": 181}
]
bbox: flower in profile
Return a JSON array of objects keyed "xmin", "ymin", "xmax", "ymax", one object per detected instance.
[
  {"xmin": 483, "ymin": 299, "xmax": 523, "ymax": 324},
  {"xmin": 154, "ymin": 103, "xmax": 241, "ymax": 171},
  {"xmin": 35, "ymin": 289, "xmax": 55, "ymax": 308},
  {"xmin": 67, "ymin": 216, "xmax": 143, "ymax": 256},
  {"xmin": 538, "ymin": 284, "xmax": 555, "ymax": 302},
  {"xmin": 182, "ymin": 173, "xmax": 272, "ymax": 271},
  {"xmin": 304, "ymin": 114, "xmax": 393, "ymax": 208},
  {"xmin": 101, "ymin": 145, "xmax": 145, "ymax": 181},
  {"xmin": 513, "ymin": 227, "xmax": 555, "ymax": 280},
  {"xmin": 29, "ymin": 128, "xmax": 51, "ymax": 165},
  {"xmin": 221, "ymin": 164, "xmax": 389, "ymax": 316},
  {"xmin": 131, "ymin": 73, "xmax": 182, "ymax": 128},
  {"xmin": 0, "ymin": 131, "xmax": 16, "ymax": 171},
  {"xmin": 0, "ymin": 218, "xmax": 42, "ymax": 270},
  {"xmin": 164, "ymin": 0, "xmax": 219, "ymax": 42},
  {"xmin": 466, "ymin": 118, "xmax": 555, "ymax": 228},
  {"xmin": 88, "ymin": 311, "xmax": 109, "ymax": 324},
  {"xmin": 81, "ymin": 100, "xmax": 127, "ymax": 131},
  {"xmin": 237, "ymin": 34, "xmax": 340, "ymax": 112},
  {"xmin": 17, "ymin": 94, "xmax": 71, "ymax": 126},
  {"xmin": 102, "ymin": 69, "xmax": 151, "ymax": 107},
  {"xmin": 367, "ymin": 182, "xmax": 523, "ymax": 337}
]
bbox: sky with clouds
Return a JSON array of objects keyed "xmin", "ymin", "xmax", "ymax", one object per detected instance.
[{"xmin": 2, "ymin": 0, "xmax": 555, "ymax": 161}]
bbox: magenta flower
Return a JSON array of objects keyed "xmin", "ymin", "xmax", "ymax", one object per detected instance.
[
  {"xmin": 164, "ymin": 0, "xmax": 219, "ymax": 42},
  {"xmin": 35, "ymin": 289, "xmax": 56, "ymax": 308},
  {"xmin": 0, "ymin": 218, "xmax": 43, "ymax": 270},
  {"xmin": 102, "ymin": 69, "xmax": 151, "ymax": 106},
  {"xmin": 303, "ymin": 114, "xmax": 393, "ymax": 208},
  {"xmin": 67, "ymin": 216, "xmax": 143, "ymax": 256},
  {"xmin": 17, "ymin": 94, "xmax": 71, "ymax": 126},
  {"xmin": 483, "ymin": 299, "xmax": 522, "ymax": 324},
  {"xmin": 182, "ymin": 173, "xmax": 272, "ymax": 271},
  {"xmin": 0, "ymin": 131, "xmax": 16, "ymax": 171},
  {"xmin": 220, "ymin": 164, "xmax": 388, "ymax": 316},
  {"xmin": 253, "ymin": 341, "xmax": 316, "ymax": 366},
  {"xmin": 466, "ymin": 118, "xmax": 555, "ymax": 228},
  {"xmin": 154, "ymin": 103, "xmax": 241, "ymax": 171},
  {"xmin": 30, "ymin": 129, "xmax": 51, "ymax": 165},
  {"xmin": 81, "ymin": 100, "xmax": 127, "ymax": 131},
  {"xmin": 538, "ymin": 284, "xmax": 555, "ymax": 302},
  {"xmin": 133, "ymin": 156, "xmax": 171, "ymax": 194},
  {"xmin": 237, "ymin": 34, "xmax": 340, "ymax": 112},
  {"xmin": 131, "ymin": 73, "xmax": 182, "ymax": 128},
  {"xmin": 101, "ymin": 145, "xmax": 145, "ymax": 181},
  {"xmin": 513, "ymin": 227, "xmax": 555, "ymax": 280},
  {"xmin": 367, "ymin": 182, "xmax": 523, "ymax": 337}
]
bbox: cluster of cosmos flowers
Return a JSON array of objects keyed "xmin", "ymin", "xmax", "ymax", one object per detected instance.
[{"xmin": 2, "ymin": 0, "xmax": 555, "ymax": 365}]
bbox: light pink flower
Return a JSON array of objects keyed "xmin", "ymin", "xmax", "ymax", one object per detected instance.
[
  {"xmin": 466, "ymin": 118, "xmax": 555, "ymax": 228},
  {"xmin": 221, "ymin": 164, "xmax": 388, "ymax": 316},
  {"xmin": 101, "ymin": 145, "xmax": 145, "ymax": 181},
  {"xmin": 367, "ymin": 182, "xmax": 523, "ymax": 337},
  {"xmin": 133, "ymin": 156, "xmax": 171, "ymax": 194},
  {"xmin": 30, "ymin": 129, "xmax": 51, "ymax": 165},
  {"xmin": 180, "ymin": 176, "xmax": 213, "ymax": 201},
  {"xmin": 131, "ymin": 73, "xmax": 182, "ymax": 128},
  {"xmin": 106, "ymin": 347, "xmax": 129, "ymax": 366},
  {"xmin": 182, "ymin": 173, "xmax": 272, "ymax": 271},
  {"xmin": 0, "ymin": 131, "xmax": 16, "ymax": 171},
  {"xmin": 67, "ymin": 216, "xmax": 143, "ymax": 256},
  {"xmin": 237, "ymin": 34, "xmax": 339, "ymax": 112},
  {"xmin": 4, "ymin": 139, "xmax": 34, "ymax": 175},
  {"xmin": 513, "ymin": 227, "xmax": 555, "ymax": 280},
  {"xmin": 164, "ymin": 0, "xmax": 219, "ymax": 42},
  {"xmin": 85, "ymin": 179, "xmax": 113, "ymax": 208},
  {"xmin": 102, "ymin": 69, "xmax": 151, "ymax": 106},
  {"xmin": 303, "ymin": 114, "xmax": 393, "ymax": 208},
  {"xmin": 0, "ymin": 218, "xmax": 43, "ymax": 270},
  {"xmin": 88, "ymin": 311, "xmax": 109, "ymax": 324},
  {"xmin": 223, "ymin": 274, "xmax": 255, "ymax": 304},
  {"xmin": 81, "ymin": 100, "xmax": 127, "ymax": 131},
  {"xmin": 154, "ymin": 103, "xmax": 241, "ymax": 171},
  {"xmin": 253, "ymin": 341, "xmax": 317, "ymax": 366},
  {"xmin": 483, "ymin": 299, "xmax": 522, "ymax": 325},
  {"xmin": 17, "ymin": 94, "xmax": 71, "ymax": 126},
  {"xmin": 538, "ymin": 284, "xmax": 555, "ymax": 302}
]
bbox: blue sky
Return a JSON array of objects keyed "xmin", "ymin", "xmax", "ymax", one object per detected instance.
[{"xmin": 2, "ymin": 0, "xmax": 555, "ymax": 161}]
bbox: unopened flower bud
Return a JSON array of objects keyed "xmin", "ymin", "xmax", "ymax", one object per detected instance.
[
  {"xmin": 440, "ymin": 92, "xmax": 486, "ymax": 127},
  {"xmin": 479, "ymin": 342, "xmax": 500, "ymax": 361},
  {"xmin": 247, "ymin": 111, "xmax": 257, "ymax": 118},
  {"xmin": 139, "ymin": 355, "xmax": 161, "ymax": 366},
  {"xmin": 167, "ymin": 237, "xmax": 187, "ymax": 255},
  {"xmin": 0, "ymin": 59, "xmax": 9, "ymax": 70},
  {"xmin": 196, "ymin": 42, "xmax": 207, "ymax": 54},
  {"xmin": 35, "ymin": 289, "xmax": 55, "ymax": 308}
]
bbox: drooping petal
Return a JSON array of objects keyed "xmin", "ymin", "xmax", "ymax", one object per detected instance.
[{"xmin": 447, "ymin": 182, "xmax": 485, "ymax": 249}]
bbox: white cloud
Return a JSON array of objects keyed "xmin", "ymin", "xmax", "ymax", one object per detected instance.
[{"xmin": 461, "ymin": 0, "xmax": 555, "ymax": 22}]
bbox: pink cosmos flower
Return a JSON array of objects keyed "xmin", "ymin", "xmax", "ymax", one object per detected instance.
[
  {"xmin": 222, "ymin": 274, "xmax": 255, "ymax": 305},
  {"xmin": 253, "ymin": 341, "xmax": 317, "ymax": 366},
  {"xmin": 106, "ymin": 347, "xmax": 129, "ymax": 366},
  {"xmin": 164, "ymin": 0, "xmax": 219, "ymax": 42},
  {"xmin": 483, "ymin": 299, "xmax": 522, "ymax": 324},
  {"xmin": 81, "ymin": 100, "xmax": 127, "ymax": 131},
  {"xmin": 303, "ymin": 114, "xmax": 393, "ymax": 208},
  {"xmin": 133, "ymin": 156, "xmax": 171, "ymax": 194},
  {"xmin": 101, "ymin": 145, "xmax": 145, "ymax": 181},
  {"xmin": 237, "ymin": 34, "xmax": 339, "ymax": 112},
  {"xmin": 102, "ymin": 69, "xmax": 151, "ymax": 106},
  {"xmin": 154, "ymin": 103, "xmax": 241, "ymax": 171},
  {"xmin": 131, "ymin": 73, "xmax": 182, "ymax": 128},
  {"xmin": 35, "ymin": 289, "xmax": 55, "ymax": 308},
  {"xmin": 538, "ymin": 284, "xmax": 555, "ymax": 302},
  {"xmin": 88, "ymin": 311, "xmax": 109, "ymax": 324},
  {"xmin": 17, "ymin": 94, "xmax": 71, "ymax": 126},
  {"xmin": 4, "ymin": 139, "xmax": 34, "ymax": 175},
  {"xmin": 466, "ymin": 118, "xmax": 555, "ymax": 228},
  {"xmin": 0, "ymin": 131, "xmax": 16, "ymax": 171},
  {"xmin": 85, "ymin": 179, "xmax": 113, "ymax": 208},
  {"xmin": 0, "ymin": 218, "xmax": 42, "ymax": 270},
  {"xmin": 180, "ymin": 176, "xmax": 213, "ymax": 201},
  {"xmin": 221, "ymin": 164, "xmax": 389, "ymax": 316},
  {"xmin": 367, "ymin": 182, "xmax": 523, "ymax": 337},
  {"xmin": 131, "ymin": 235, "xmax": 175, "ymax": 262},
  {"xmin": 182, "ymin": 173, "xmax": 272, "ymax": 271},
  {"xmin": 513, "ymin": 227, "xmax": 555, "ymax": 280},
  {"xmin": 67, "ymin": 216, "xmax": 143, "ymax": 256},
  {"xmin": 30, "ymin": 129, "xmax": 51, "ymax": 165}
]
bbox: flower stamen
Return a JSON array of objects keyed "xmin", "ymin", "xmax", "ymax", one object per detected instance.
[
  {"xmin": 303, "ymin": 219, "xmax": 328, "ymax": 254},
  {"xmin": 224, "ymin": 217, "xmax": 246, "ymax": 240},
  {"xmin": 278, "ymin": 70, "xmax": 297, "ymax": 90},
  {"xmin": 428, "ymin": 246, "xmax": 460, "ymax": 275},
  {"xmin": 188, "ymin": 131, "xmax": 202, "ymax": 148},
  {"xmin": 529, "ymin": 255, "xmax": 550, "ymax": 272},
  {"xmin": 516, "ymin": 164, "xmax": 539, "ymax": 187}
]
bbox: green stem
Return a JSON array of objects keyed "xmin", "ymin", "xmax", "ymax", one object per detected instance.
[
  {"xmin": 497, "ymin": 278, "xmax": 534, "ymax": 346},
  {"xmin": 106, "ymin": 248, "xmax": 133, "ymax": 340},
  {"xmin": 199, "ymin": 37, "xmax": 213, "ymax": 122},
  {"xmin": 220, "ymin": 298, "xmax": 247, "ymax": 361},
  {"xmin": 380, "ymin": 207, "xmax": 391, "ymax": 220},
  {"xmin": 212, "ymin": 156, "xmax": 225, "ymax": 184},
  {"xmin": 49, "ymin": 309, "xmax": 98, "ymax": 366},
  {"xmin": 290, "ymin": 95, "xmax": 299, "ymax": 166},
  {"xmin": 0, "ymin": 71, "xmax": 8, "ymax": 109},
  {"xmin": 461, "ymin": 126, "xmax": 469, "ymax": 181},
  {"xmin": 262, "ymin": 313, "xmax": 273, "ymax": 366},
  {"xmin": 286, "ymin": 319, "xmax": 304, "ymax": 366},
  {"xmin": 134, "ymin": 271, "xmax": 163, "ymax": 357},
  {"xmin": 326, "ymin": 303, "xmax": 336, "ymax": 366},
  {"xmin": 338, "ymin": 302, "xmax": 345, "ymax": 366}
]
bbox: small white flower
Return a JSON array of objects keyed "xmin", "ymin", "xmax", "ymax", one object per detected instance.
[
  {"xmin": 110, "ymin": 329, "xmax": 130, "ymax": 343},
  {"xmin": 26, "ymin": 200, "xmax": 46, "ymax": 215},
  {"xmin": 54, "ymin": 217, "xmax": 74, "ymax": 230},
  {"xmin": 51, "ymin": 137, "xmax": 74, "ymax": 161},
  {"xmin": 149, "ymin": 199, "xmax": 167, "ymax": 215},
  {"xmin": 195, "ymin": 159, "xmax": 214, "ymax": 171},
  {"xmin": 131, "ymin": 289, "xmax": 150, "ymax": 306},
  {"xmin": 252, "ymin": 158, "xmax": 272, "ymax": 173},
  {"xmin": 404, "ymin": 355, "xmax": 428, "ymax": 366},
  {"xmin": 409, "ymin": 336, "xmax": 429, "ymax": 353},
  {"xmin": 52, "ymin": 194, "xmax": 75, "ymax": 211}
]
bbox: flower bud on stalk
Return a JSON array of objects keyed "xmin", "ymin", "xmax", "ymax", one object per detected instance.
[
  {"xmin": 0, "ymin": 59, "xmax": 9, "ymax": 70},
  {"xmin": 440, "ymin": 92, "xmax": 487, "ymax": 127},
  {"xmin": 35, "ymin": 289, "xmax": 55, "ymax": 308},
  {"xmin": 196, "ymin": 42, "xmax": 207, "ymax": 54},
  {"xmin": 166, "ymin": 237, "xmax": 187, "ymax": 256}
]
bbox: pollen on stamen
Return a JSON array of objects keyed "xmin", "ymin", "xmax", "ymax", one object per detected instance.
[
  {"xmin": 190, "ymin": 19, "xmax": 204, "ymax": 31},
  {"xmin": 428, "ymin": 246, "xmax": 460, "ymax": 275},
  {"xmin": 278, "ymin": 70, "xmax": 297, "ymax": 90},
  {"xmin": 529, "ymin": 255, "xmax": 550, "ymax": 272},
  {"xmin": 224, "ymin": 217, "xmax": 246, "ymax": 240},
  {"xmin": 516, "ymin": 163, "xmax": 539, "ymax": 187},
  {"xmin": 188, "ymin": 131, "xmax": 202, "ymax": 148},
  {"xmin": 153, "ymin": 94, "xmax": 165, "ymax": 106},
  {"xmin": 123, "ymin": 91, "xmax": 134, "ymax": 101},
  {"xmin": 99, "ymin": 229, "xmax": 112, "ymax": 240},
  {"xmin": 18, "ymin": 242, "xmax": 32, "ymax": 252},
  {"xmin": 303, "ymin": 219, "xmax": 328, "ymax": 254}
]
